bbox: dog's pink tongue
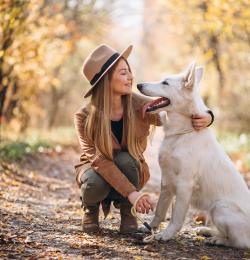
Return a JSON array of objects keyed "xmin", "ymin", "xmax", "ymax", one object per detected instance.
[{"xmin": 142, "ymin": 100, "xmax": 154, "ymax": 119}]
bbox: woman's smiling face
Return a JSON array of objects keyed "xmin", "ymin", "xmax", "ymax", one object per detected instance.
[{"xmin": 109, "ymin": 58, "xmax": 134, "ymax": 95}]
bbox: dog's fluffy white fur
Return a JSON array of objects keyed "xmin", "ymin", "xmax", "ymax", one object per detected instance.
[{"xmin": 138, "ymin": 62, "xmax": 250, "ymax": 249}]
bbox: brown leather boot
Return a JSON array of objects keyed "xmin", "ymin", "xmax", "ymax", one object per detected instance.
[
  {"xmin": 82, "ymin": 204, "xmax": 100, "ymax": 233},
  {"xmin": 120, "ymin": 200, "xmax": 138, "ymax": 234}
]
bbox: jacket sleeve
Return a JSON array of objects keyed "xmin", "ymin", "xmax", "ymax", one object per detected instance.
[{"xmin": 74, "ymin": 110, "xmax": 137, "ymax": 198}]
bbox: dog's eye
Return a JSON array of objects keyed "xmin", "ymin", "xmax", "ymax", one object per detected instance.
[{"xmin": 162, "ymin": 81, "xmax": 169, "ymax": 85}]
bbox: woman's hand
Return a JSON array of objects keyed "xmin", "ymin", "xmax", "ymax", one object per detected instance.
[
  {"xmin": 128, "ymin": 191, "xmax": 154, "ymax": 214},
  {"xmin": 192, "ymin": 112, "xmax": 212, "ymax": 131}
]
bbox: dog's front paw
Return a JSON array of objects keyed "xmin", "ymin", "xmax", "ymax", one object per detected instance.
[
  {"xmin": 149, "ymin": 218, "xmax": 161, "ymax": 230},
  {"xmin": 155, "ymin": 230, "xmax": 174, "ymax": 241}
]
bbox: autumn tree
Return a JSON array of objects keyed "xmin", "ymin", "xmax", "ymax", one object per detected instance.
[
  {"xmin": 141, "ymin": 0, "xmax": 250, "ymax": 131},
  {"xmin": 169, "ymin": 0, "xmax": 250, "ymax": 95},
  {"xmin": 0, "ymin": 0, "xmax": 113, "ymax": 131},
  {"xmin": 0, "ymin": 0, "xmax": 28, "ymax": 125}
]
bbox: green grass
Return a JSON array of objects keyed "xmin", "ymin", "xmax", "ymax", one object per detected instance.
[
  {"xmin": 0, "ymin": 126, "xmax": 77, "ymax": 162},
  {"xmin": 1, "ymin": 125, "xmax": 249, "ymax": 168},
  {"xmin": 215, "ymin": 130, "xmax": 250, "ymax": 172},
  {"xmin": 216, "ymin": 130, "xmax": 250, "ymax": 154},
  {"xmin": 0, "ymin": 141, "xmax": 51, "ymax": 162}
]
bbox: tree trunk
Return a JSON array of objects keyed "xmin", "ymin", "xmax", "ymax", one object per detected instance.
[
  {"xmin": 4, "ymin": 80, "xmax": 18, "ymax": 122},
  {"xmin": 210, "ymin": 34, "xmax": 225, "ymax": 95}
]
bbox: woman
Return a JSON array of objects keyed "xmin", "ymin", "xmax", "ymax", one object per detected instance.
[{"xmin": 74, "ymin": 44, "xmax": 214, "ymax": 234}]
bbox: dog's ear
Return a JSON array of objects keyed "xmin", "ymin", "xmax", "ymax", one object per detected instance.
[
  {"xmin": 183, "ymin": 61, "xmax": 196, "ymax": 89},
  {"xmin": 194, "ymin": 66, "xmax": 204, "ymax": 88}
]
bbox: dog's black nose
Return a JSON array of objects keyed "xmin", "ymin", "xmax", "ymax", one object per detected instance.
[{"xmin": 137, "ymin": 84, "xmax": 143, "ymax": 91}]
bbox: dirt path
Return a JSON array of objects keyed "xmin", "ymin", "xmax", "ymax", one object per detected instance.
[{"xmin": 1, "ymin": 139, "xmax": 250, "ymax": 259}]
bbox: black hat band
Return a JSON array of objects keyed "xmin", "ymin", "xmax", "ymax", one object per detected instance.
[{"xmin": 90, "ymin": 52, "xmax": 120, "ymax": 86}]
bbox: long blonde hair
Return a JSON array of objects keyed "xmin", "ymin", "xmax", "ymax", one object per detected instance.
[{"xmin": 85, "ymin": 58, "xmax": 143, "ymax": 161}]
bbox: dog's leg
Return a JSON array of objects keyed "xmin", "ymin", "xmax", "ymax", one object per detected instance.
[
  {"xmin": 207, "ymin": 236, "xmax": 233, "ymax": 247},
  {"xmin": 210, "ymin": 201, "xmax": 250, "ymax": 249},
  {"xmin": 150, "ymin": 185, "xmax": 173, "ymax": 229},
  {"xmin": 155, "ymin": 180, "xmax": 193, "ymax": 241}
]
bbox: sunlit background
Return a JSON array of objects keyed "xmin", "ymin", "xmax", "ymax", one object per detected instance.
[{"xmin": 1, "ymin": 0, "xmax": 249, "ymax": 173}]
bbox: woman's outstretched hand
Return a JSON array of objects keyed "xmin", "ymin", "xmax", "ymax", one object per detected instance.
[
  {"xmin": 192, "ymin": 112, "xmax": 212, "ymax": 130},
  {"xmin": 128, "ymin": 191, "xmax": 155, "ymax": 214}
]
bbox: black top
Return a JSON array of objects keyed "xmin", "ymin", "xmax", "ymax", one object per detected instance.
[{"xmin": 111, "ymin": 118, "xmax": 123, "ymax": 144}]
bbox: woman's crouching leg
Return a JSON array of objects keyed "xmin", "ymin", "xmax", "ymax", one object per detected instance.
[
  {"xmin": 112, "ymin": 151, "xmax": 141, "ymax": 233},
  {"xmin": 108, "ymin": 151, "xmax": 140, "ymax": 201},
  {"xmin": 80, "ymin": 168, "xmax": 111, "ymax": 233},
  {"xmin": 114, "ymin": 151, "xmax": 140, "ymax": 187},
  {"xmin": 80, "ymin": 168, "xmax": 111, "ymax": 207}
]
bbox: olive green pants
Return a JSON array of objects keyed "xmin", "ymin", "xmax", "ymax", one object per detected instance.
[{"xmin": 80, "ymin": 151, "xmax": 140, "ymax": 207}]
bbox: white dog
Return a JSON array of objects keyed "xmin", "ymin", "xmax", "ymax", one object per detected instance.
[{"xmin": 137, "ymin": 62, "xmax": 250, "ymax": 249}]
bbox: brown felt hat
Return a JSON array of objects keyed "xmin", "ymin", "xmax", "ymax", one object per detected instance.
[{"xmin": 82, "ymin": 44, "xmax": 133, "ymax": 98}]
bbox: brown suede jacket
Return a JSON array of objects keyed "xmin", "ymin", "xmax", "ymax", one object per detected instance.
[{"xmin": 73, "ymin": 92, "xmax": 163, "ymax": 198}]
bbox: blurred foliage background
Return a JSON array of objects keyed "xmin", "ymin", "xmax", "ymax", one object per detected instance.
[{"xmin": 0, "ymin": 0, "xmax": 249, "ymax": 167}]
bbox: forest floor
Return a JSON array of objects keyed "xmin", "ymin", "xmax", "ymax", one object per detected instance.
[{"xmin": 1, "ymin": 128, "xmax": 250, "ymax": 259}]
